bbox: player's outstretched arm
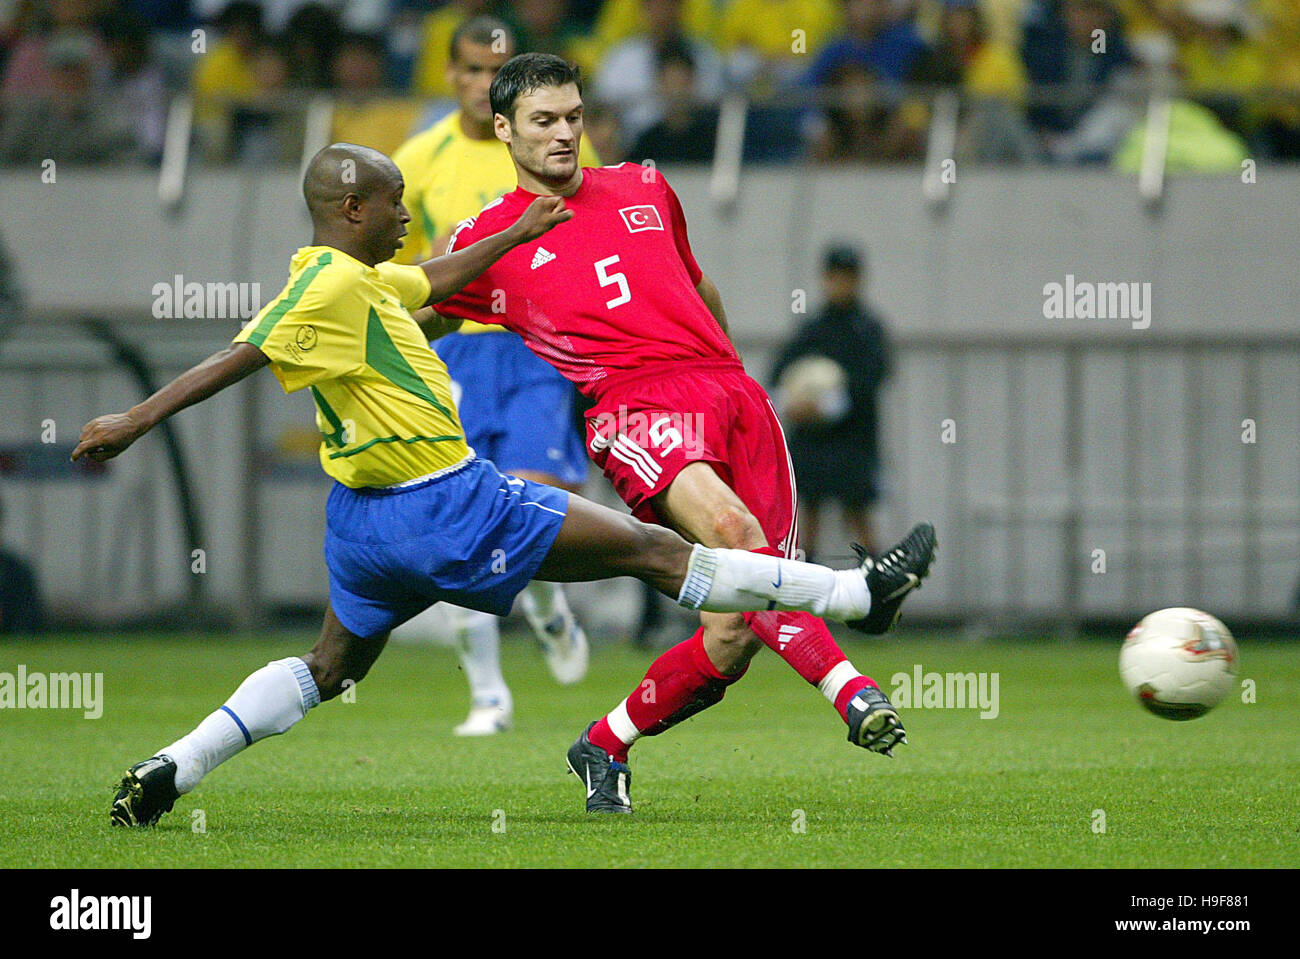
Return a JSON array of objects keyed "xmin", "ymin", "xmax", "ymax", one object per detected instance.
[
  {"xmin": 71, "ymin": 342, "xmax": 270, "ymax": 463},
  {"xmin": 417, "ymin": 195, "xmax": 572, "ymax": 304}
]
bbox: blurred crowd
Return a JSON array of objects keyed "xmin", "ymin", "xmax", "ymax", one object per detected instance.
[{"xmin": 1, "ymin": 0, "xmax": 1298, "ymax": 167}]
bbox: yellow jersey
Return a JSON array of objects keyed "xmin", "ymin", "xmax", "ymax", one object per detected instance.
[{"xmin": 234, "ymin": 246, "xmax": 470, "ymax": 488}]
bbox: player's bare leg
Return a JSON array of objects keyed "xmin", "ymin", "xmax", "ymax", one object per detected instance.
[
  {"xmin": 111, "ymin": 606, "xmax": 381, "ymax": 826},
  {"xmin": 510, "ymin": 469, "xmax": 590, "ymax": 686}
]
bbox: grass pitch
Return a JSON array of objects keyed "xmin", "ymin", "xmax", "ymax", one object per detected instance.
[{"xmin": 1, "ymin": 631, "xmax": 1296, "ymax": 868}]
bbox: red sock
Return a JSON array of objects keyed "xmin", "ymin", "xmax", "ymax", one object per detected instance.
[
  {"xmin": 834, "ymin": 675, "xmax": 879, "ymax": 718},
  {"xmin": 588, "ymin": 628, "xmax": 744, "ymax": 762},
  {"xmin": 743, "ymin": 608, "xmax": 845, "ymax": 685},
  {"xmin": 743, "ymin": 602, "xmax": 877, "ymax": 724}
]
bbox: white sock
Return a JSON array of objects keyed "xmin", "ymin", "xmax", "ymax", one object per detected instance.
[
  {"xmin": 676, "ymin": 545, "xmax": 871, "ymax": 621},
  {"xmin": 605, "ymin": 699, "xmax": 641, "ymax": 750},
  {"xmin": 449, "ymin": 606, "xmax": 511, "ymax": 710},
  {"xmin": 520, "ymin": 581, "xmax": 571, "ymax": 645},
  {"xmin": 161, "ymin": 657, "xmax": 319, "ymax": 794},
  {"xmin": 817, "ymin": 660, "xmax": 864, "ymax": 707}
]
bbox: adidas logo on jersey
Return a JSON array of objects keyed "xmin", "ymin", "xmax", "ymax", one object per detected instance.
[{"xmin": 531, "ymin": 248, "xmax": 556, "ymax": 270}]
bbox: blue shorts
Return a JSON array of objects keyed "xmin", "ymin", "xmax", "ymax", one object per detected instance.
[
  {"xmin": 437, "ymin": 331, "xmax": 588, "ymax": 486},
  {"xmin": 323, "ymin": 457, "xmax": 569, "ymax": 638}
]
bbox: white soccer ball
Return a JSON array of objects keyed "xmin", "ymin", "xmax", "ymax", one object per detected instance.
[
  {"xmin": 1119, "ymin": 607, "xmax": 1238, "ymax": 720},
  {"xmin": 777, "ymin": 355, "xmax": 849, "ymax": 424}
]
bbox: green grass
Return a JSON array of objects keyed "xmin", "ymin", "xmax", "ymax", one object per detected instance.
[{"xmin": 1, "ymin": 631, "xmax": 1296, "ymax": 867}]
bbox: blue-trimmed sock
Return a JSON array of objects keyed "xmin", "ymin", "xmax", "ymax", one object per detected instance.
[{"xmin": 161, "ymin": 657, "xmax": 319, "ymax": 794}]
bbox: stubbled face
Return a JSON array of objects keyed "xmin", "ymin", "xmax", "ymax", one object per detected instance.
[
  {"xmin": 450, "ymin": 39, "xmax": 513, "ymax": 125},
  {"xmin": 496, "ymin": 82, "xmax": 584, "ymax": 190}
]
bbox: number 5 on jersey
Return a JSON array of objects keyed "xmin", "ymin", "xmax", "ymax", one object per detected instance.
[{"xmin": 594, "ymin": 255, "xmax": 631, "ymax": 309}]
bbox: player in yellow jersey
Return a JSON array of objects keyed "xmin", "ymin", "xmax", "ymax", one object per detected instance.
[
  {"xmin": 391, "ymin": 15, "xmax": 602, "ymax": 736},
  {"xmin": 77, "ymin": 142, "xmax": 898, "ymax": 828}
]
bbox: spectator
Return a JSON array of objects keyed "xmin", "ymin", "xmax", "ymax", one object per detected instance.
[
  {"xmin": 806, "ymin": 60, "xmax": 920, "ymax": 161},
  {"xmin": 907, "ymin": 0, "xmax": 1034, "ymax": 162},
  {"xmin": 227, "ymin": 36, "xmax": 299, "ymax": 164},
  {"xmin": 771, "ymin": 243, "xmax": 891, "ymax": 560},
  {"xmin": 719, "ymin": 0, "xmax": 843, "ymax": 89},
  {"xmin": 1177, "ymin": 0, "xmax": 1268, "ymax": 140},
  {"xmin": 510, "ymin": 0, "xmax": 590, "ymax": 66},
  {"xmin": 2, "ymin": 0, "xmax": 108, "ymax": 97},
  {"xmin": 0, "ymin": 493, "xmax": 45, "ymax": 635},
  {"xmin": 1112, "ymin": 97, "xmax": 1249, "ymax": 173},
  {"xmin": 329, "ymin": 31, "xmax": 420, "ymax": 156},
  {"xmin": 283, "ymin": 2, "xmax": 342, "ymax": 89},
  {"xmin": 1021, "ymin": 0, "xmax": 1134, "ymax": 157},
  {"xmin": 805, "ymin": 0, "xmax": 927, "ymax": 88},
  {"xmin": 594, "ymin": 0, "xmax": 725, "ymax": 146},
  {"xmin": 191, "ymin": 0, "xmax": 263, "ymax": 158},
  {"xmin": 1258, "ymin": 0, "xmax": 1300, "ymax": 158},
  {"xmin": 0, "ymin": 29, "xmax": 138, "ymax": 164},
  {"xmin": 589, "ymin": 0, "xmax": 718, "ymax": 65},
  {"xmin": 101, "ymin": 8, "xmax": 168, "ymax": 163},
  {"xmin": 627, "ymin": 35, "xmax": 719, "ymax": 163}
]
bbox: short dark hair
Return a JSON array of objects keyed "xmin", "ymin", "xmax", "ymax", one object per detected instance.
[
  {"xmin": 450, "ymin": 14, "xmax": 516, "ymax": 61},
  {"xmin": 489, "ymin": 53, "xmax": 583, "ymax": 123}
]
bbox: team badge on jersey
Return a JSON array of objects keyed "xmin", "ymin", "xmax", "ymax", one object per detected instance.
[{"xmin": 619, "ymin": 205, "xmax": 664, "ymax": 233}]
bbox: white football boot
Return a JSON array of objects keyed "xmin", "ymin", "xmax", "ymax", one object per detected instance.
[{"xmin": 453, "ymin": 700, "xmax": 513, "ymax": 736}]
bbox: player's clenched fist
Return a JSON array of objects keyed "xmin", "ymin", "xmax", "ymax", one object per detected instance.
[
  {"xmin": 510, "ymin": 195, "xmax": 572, "ymax": 244},
  {"xmin": 71, "ymin": 412, "xmax": 144, "ymax": 462}
]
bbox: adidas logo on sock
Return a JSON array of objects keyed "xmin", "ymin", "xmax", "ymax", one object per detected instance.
[
  {"xmin": 531, "ymin": 247, "xmax": 556, "ymax": 270},
  {"xmin": 777, "ymin": 624, "xmax": 803, "ymax": 650}
]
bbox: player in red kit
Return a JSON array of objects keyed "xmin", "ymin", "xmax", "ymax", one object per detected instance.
[{"xmin": 434, "ymin": 54, "xmax": 937, "ymax": 813}]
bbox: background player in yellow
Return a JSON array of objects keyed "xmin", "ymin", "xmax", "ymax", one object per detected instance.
[{"xmin": 390, "ymin": 16, "xmax": 601, "ymax": 736}]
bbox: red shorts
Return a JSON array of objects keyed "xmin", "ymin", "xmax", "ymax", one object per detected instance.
[{"xmin": 585, "ymin": 358, "xmax": 800, "ymax": 558}]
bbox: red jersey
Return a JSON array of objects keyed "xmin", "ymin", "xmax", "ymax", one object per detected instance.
[{"xmin": 434, "ymin": 163, "xmax": 739, "ymax": 398}]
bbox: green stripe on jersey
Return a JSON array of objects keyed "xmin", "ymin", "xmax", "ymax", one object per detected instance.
[
  {"xmin": 327, "ymin": 433, "xmax": 462, "ymax": 460},
  {"xmin": 246, "ymin": 251, "xmax": 333, "ymax": 347},
  {"xmin": 430, "ymin": 131, "xmax": 454, "ymax": 160},
  {"xmin": 364, "ymin": 307, "xmax": 454, "ymax": 417},
  {"xmin": 310, "ymin": 385, "xmax": 348, "ymax": 449}
]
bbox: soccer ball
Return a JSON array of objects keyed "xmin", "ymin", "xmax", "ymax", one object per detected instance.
[
  {"xmin": 1119, "ymin": 607, "xmax": 1238, "ymax": 720},
  {"xmin": 777, "ymin": 355, "xmax": 849, "ymax": 425}
]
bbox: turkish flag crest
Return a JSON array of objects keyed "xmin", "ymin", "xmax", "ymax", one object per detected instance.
[{"xmin": 619, "ymin": 205, "xmax": 664, "ymax": 233}]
